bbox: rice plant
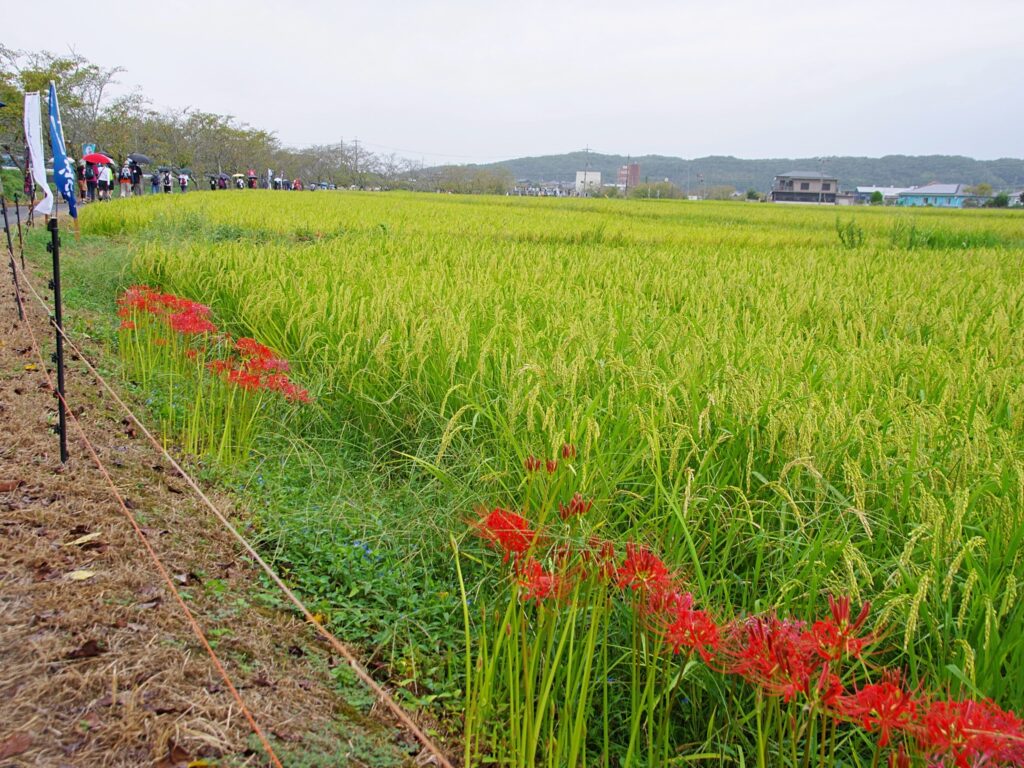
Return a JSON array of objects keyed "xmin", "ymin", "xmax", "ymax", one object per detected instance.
[{"xmin": 81, "ymin": 192, "xmax": 1024, "ymax": 763}]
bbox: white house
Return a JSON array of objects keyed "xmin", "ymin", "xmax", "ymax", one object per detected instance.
[{"xmin": 575, "ymin": 171, "xmax": 601, "ymax": 195}]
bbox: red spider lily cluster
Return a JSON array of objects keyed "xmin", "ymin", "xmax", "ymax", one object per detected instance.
[
  {"xmin": 472, "ymin": 483, "xmax": 1024, "ymax": 766},
  {"xmin": 921, "ymin": 699, "xmax": 1024, "ymax": 767},
  {"xmin": 118, "ymin": 284, "xmax": 213, "ymax": 323},
  {"xmin": 837, "ymin": 672, "xmax": 920, "ymax": 748},
  {"xmin": 524, "ymin": 443, "xmax": 578, "ymax": 475},
  {"xmin": 558, "ymin": 491, "xmax": 592, "ymax": 520},
  {"xmin": 212, "ymin": 337, "xmax": 310, "ymax": 403},
  {"xmin": 516, "ymin": 559, "xmax": 570, "ymax": 603},
  {"xmin": 117, "ymin": 286, "xmax": 310, "ymax": 404},
  {"xmin": 475, "ymin": 507, "xmax": 536, "ymax": 562},
  {"xmin": 616, "ymin": 542, "xmax": 673, "ymax": 592}
]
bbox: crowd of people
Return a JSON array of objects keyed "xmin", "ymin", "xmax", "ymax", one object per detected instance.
[{"xmin": 63, "ymin": 157, "xmax": 322, "ymax": 204}]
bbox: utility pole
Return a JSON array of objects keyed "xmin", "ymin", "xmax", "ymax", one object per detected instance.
[
  {"xmin": 819, "ymin": 157, "xmax": 824, "ymax": 205},
  {"xmin": 581, "ymin": 145, "xmax": 592, "ymax": 197},
  {"xmin": 353, "ymin": 138, "xmax": 360, "ymax": 188}
]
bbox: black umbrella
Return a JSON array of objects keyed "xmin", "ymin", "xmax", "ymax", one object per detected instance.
[
  {"xmin": 218, "ymin": 172, "xmax": 231, "ymax": 180},
  {"xmin": 158, "ymin": 165, "xmax": 172, "ymax": 172},
  {"xmin": 179, "ymin": 168, "xmax": 193, "ymax": 175},
  {"xmin": 128, "ymin": 153, "xmax": 151, "ymax": 165}
]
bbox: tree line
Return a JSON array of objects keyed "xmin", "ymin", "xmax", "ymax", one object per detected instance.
[{"xmin": 0, "ymin": 45, "xmax": 513, "ymax": 194}]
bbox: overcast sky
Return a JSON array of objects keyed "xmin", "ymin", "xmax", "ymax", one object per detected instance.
[{"xmin": 6, "ymin": 0, "xmax": 1023, "ymax": 162}]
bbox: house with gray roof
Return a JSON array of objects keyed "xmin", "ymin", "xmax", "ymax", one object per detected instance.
[
  {"xmin": 897, "ymin": 184, "xmax": 988, "ymax": 208},
  {"xmin": 770, "ymin": 171, "xmax": 838, "ymax": 204}
]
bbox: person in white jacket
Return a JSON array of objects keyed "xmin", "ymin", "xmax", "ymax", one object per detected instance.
[{"xmin": 97, "ymin": 164, "xmax": 113, "ymax": 201}]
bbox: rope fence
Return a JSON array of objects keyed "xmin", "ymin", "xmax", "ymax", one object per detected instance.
[
  {"xmin": 9, "ymin": 257, "xmax": 285, "ymax": 768},
  {"xmin": 8, "ymin": 225, "xmax": 454, "ymax": 768}
]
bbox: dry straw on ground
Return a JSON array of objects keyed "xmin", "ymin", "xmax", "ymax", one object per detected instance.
[{"xmin": 0, "ymin": 259, "xmax": 430, "ymax": 766}]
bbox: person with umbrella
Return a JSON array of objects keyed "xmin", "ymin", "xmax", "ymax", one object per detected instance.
[
  {"xmin": 131, "ymin": 162, "xmax": 143, "ymax": 196},
  {"xmin": 82, "ymin": 152, "xmax": 114, "ymax": 201},
  {"xmin": 161, "ymin": 168, "xmax": 173, "ymax": 194},
  {"xmin": 127, "ymin": 153, "xmax": 150, "ymax": 195},
  {"xmin": 97, "ymin": 163, "xmax": 113, "ymax": 201},
  {"xmin": 178, "ymin": 170, "xmax": 190, "ymax": 193},
  {"xmin": 151, "ymin": 167, "xmax": 162, "ymax": 195}
]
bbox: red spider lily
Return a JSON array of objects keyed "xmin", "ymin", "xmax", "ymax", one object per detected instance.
[
  {"xmin": 721, "ymin": 615, "xmax": 819, "ymax": 703},
  {"xmin": 545, "ymin": 459, "xmax": 558, "ymax": 474},
  {"xmin": 809, "ymin": 595, "xmax": 874, "ymax": 662},
  {"xmin": 207, "ymin": 358, "xmax": 235, "ymax": 375},
  {"xmin": 265, "ymin": 373, "xmax": 312, "ymax": 403},
  {"xmin": 119, "ymin": 319, "xmax": 136, "ymax": 330},
  {"xmin": 117, "ymin": 285, "xmax": 162, "ymax": 314},
  {"xmin": 244, "ymin": 355, "xmax": 291, "ymax": 373},
  {"xmin": 558, "ymin": 492, "xmax": 593, "ymax": 520},
  {"xmin": 118, "ymin": 286, "xmax": 202, "ymax": 318},
  {"xmin": 185, "ymin": 348, "xmax": 198, "ymax": 360},
  {"xmin": 524, "ymin": 455, "xmax": 541, "ymax": 473},
  {"xmin": 227, "ymin": 369, "xmax": 263, "ymax": 391},
  {"xmin": 236, "ymin": 336, "xmax": 277, "ymax": 361},
  {"xmin": 815, "ymin": 666, "xmax": 845, "ymax": 710},
  {"xmin": 836, "ymin": 671, "xmax": 920, "ymax": 748},
  {"xmin": 515, "ymin": 559, "xmax": 572, "ymax": 603},
  {"xmin": 476, "ymin": 508, "xmax": 537, "ymax": 562},
  {"xmin": 561, "ymin": 443, "xmax": 577, "ymax": 460},
  {"xmin": 168, "ymin": 311, "xmax": 218, "ymax": 335},
  {"xmin": 161, "ymin": 294, "xmax": 210, "ymax": 316},
  {"xmin": 616, "ymin": 543, "xmax": 673, "ymax": 593},
  {"xmin": 662, "ymin": 596, "xmax": 720, "ymax": 662},
  {"xmin": 921, "ymin": 698, "xmax": 1024, "ymax": 767},
  {"xmin": 645, "ymin": 585, "xmax": 693, "ymax": 616},
  {"xmin": 888, "ymin": 744, "xmax": 910, "ymax": 768}
]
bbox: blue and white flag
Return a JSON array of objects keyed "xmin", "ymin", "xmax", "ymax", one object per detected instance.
[{"xmin": 47, "ymin": 81, "xmax": 78, "ymax": 219}]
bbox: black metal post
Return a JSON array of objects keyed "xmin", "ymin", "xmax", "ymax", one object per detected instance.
[
  {"xmin": 2, "ymin": 196, "xmax": 23, "ymax": 321},
  {"xmin": 46, "ymin": 218, "xmax": 68, "ymax": 463},
  {"xmin": 13, "ymin": 193, "xmax": 24, "ymax": 268}
]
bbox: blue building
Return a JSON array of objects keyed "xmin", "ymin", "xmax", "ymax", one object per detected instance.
[{"xmin": 897, "ymin": 183, "xmax": 986, "ymax": 208}]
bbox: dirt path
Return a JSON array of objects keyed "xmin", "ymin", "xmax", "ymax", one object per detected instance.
[{"xmin": 0, "ymin": 259, "xmax": 427, "ymax": 765}]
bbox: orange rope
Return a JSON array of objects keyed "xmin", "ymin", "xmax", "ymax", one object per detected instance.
[
  {"xmin": 10, "ymin": 265, "xmax": 285, "ymax": 768},
  {"xmin": 13, "ymin": 256, "xmax": 455, "ymax": 768}
]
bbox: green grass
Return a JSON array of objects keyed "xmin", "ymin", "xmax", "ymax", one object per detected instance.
[
  {"xmin": 1, "ymin": 167, "xmax": 24, "ymax": 202},
  {"xmin": 60, "ymin": 191, "xmax": 1024, "ymax": 758}
]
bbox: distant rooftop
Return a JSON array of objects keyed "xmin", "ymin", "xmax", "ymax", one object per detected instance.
[
  {"xmin": 899, "ymin": 183, "xmax": 968, "ymax": 196},
  {"xmin": 775, "ymin": 171, "xmax": 837, "ymax": 180},
  {"xmin": 856, "ymin": 186, "xmax": 913, "ymax": 195}
]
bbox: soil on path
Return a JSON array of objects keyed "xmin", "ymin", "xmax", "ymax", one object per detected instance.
[{"xmin": 0, "ymin": 258, "xmax": 427, "ymax": 766}]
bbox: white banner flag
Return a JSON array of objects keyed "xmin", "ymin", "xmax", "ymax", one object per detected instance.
[{"xmin": 24, "ymin": 92, "xmax": 54, "ymax": 216}]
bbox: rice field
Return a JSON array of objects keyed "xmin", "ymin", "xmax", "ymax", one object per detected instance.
[{"xmin": 81, "ymin": 192, "xmax": 1024, "ymax": 764}]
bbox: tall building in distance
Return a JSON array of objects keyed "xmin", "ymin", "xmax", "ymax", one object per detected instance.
[{"xmin": 617, "ymin": 163, "xmax": 640, "ymax": 190}]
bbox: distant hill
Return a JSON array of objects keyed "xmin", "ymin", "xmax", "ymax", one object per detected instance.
[{"xmin": 452, "ymin": 152, "xmax": 1024, "ymax": 192}]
